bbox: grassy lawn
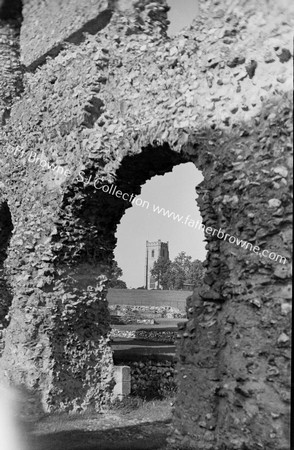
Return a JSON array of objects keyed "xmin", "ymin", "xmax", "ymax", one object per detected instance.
[{"xmin": 28, "ymin": 398, "xmax": 173, "ymax": 450}]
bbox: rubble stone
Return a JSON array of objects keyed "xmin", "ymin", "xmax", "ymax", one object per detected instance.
[{"xmin": 0, "ymin": 0, "xmax": 292, "ymax": 449}]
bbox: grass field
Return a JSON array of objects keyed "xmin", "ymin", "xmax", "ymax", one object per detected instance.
[{"xmin": 29, "ymin": 399, "xmax": 173, "ymax": 450}]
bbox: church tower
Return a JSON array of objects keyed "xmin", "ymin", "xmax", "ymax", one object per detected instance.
[{"xmin": 145, "ymin": 240, "xmax": 169, "ymax": 289}]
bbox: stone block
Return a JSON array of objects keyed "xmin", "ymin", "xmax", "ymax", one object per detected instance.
[{"xmin": 112, "ymin": 366, "xmax": 131, "ymax": 399}]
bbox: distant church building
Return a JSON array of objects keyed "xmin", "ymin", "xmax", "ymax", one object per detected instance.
[{"xmin": 145, "ymin": 240, "xmax": 169, "ymax": 289}]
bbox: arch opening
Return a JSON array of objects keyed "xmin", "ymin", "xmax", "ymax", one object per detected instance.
[
  {"xmin": 49, "ymin": 142, "xmax": 212, "ymax": 408},
  {"xmin": 114, "ymin": 161, "xmax": 206, "ymax": 290},
  {"xmin": 110, "ymin": 160, "xmax": 207, "ymax": 400},
  {"xmin": 56, "ymin": 144, "xmax": 190, "ymax": 271},
  {"xmin": 32, "ymin": 143, "xmax": 197, "ymax": 410}
]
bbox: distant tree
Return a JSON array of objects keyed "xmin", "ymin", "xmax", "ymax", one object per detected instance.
[
  {"xmin": 151, "ymin": 252, "xmax": 205, "ymax": 290},
  {"xmin": 150, "ymin": 256, "xmax": 171, "ymax": 289},
  {"xmin": 108, "ymin": 261, "xmax": 127, "ymax": 289},
  {"xmin": 186, "ymin": 259, "xmax": 205, "ymax": 288},
  {"xmin": 109, "ymin": 279, "xmax": 127, "ymax": 289},
  {"xmin": 174, "ymin": 252, "xmax": 192, "ymax": 273},
  {"xmin": 172, "ymin": 252, "xmax": 192, "ymax": 289},
  {"xmin": 168, "ymin": 262, "xmax": 185, "ymax": 290},
  {"xmin": 110, "ymin": 260, "xmax": 123, "ymax": 279},
  {"xmin": 137, "ymin": 286, "xmax": 146, "ymax": 290}
]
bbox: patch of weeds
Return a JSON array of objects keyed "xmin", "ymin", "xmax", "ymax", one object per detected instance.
[{"xmin": 110, "ymin": 396, "xmax": 144, "ymax": 413}]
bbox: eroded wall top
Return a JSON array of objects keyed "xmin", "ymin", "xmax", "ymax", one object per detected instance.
[
  {"xmin": 20, "ymin": 0, "xmax": 169, "ymax": 70},
  {"xmin": 21, "ymin": 0, "xmax": 110, "ymax": 69}
]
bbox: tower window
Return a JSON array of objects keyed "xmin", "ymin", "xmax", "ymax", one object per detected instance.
[{"xmin": 151, "ymin": 250, "xmax": 155, "ymax": 257}]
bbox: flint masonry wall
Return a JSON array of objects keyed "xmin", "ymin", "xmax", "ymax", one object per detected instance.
[
  {"xmin": 0, "ymin": 0, "xmax": 23, "ymax": 124},
  {"xmin": 0, "ymin": 0, "xmax": 292, "ymax": 449}
]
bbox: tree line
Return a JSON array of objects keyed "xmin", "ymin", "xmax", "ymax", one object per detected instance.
[
  {"xmin": 109, "ymin": 252, "xmax": 205, "ymax": 290},
  {"xmin": 150, "ymin": 251, "xmax": 205, "ymax": 290}
]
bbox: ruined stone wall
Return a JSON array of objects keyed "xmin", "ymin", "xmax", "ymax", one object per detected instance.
[
  {"xmin": 120, "ymin": 359, "xmax": 176, "ymax": 400},
  {"xmin": 0, "ymin": 6, "xmax": 22, "ymax": 124},
  {"xmin": 0, "ymin": 0, "xmax": 292, "ymax": 449},
  {"xmin": 173, "ymin": 101, "xmax": 292, "ymax": 449},
  {"xmin": 20, "ymin": 0, "xmax": 169, "ymax": 70}
]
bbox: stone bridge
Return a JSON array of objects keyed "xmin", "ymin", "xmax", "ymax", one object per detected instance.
[{"xmin": 0, "ymin": 0, "xmax": 292, "ymax": 449}]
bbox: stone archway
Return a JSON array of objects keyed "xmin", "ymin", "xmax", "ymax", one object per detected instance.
[
  {"xmin": 1, "ymin": 105, "xmax": 292, "ymax": 446},
  {"xmin": 44, "ymin": 143, "xmax": 195, "ymax": 410},
  {"xmin": 1, "ymin": 131, "xmax": 226, "ymax": 411},
  {"xmin": 0, "ymin": 0, "xmax": 292, "ymax": 449}
]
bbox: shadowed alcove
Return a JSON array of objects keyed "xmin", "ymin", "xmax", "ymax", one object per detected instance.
[{"xmin": 0, "ymin": 201, "xmax": 14, "ymax": 346}]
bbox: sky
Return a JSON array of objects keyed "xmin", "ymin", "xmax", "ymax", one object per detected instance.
[
  {"xmin": 114, "ymin": 163, "xmax": 206, "ymax": 288},
  {"xmin": 114, "ymin": 2, "xmax": 202, "ymax": 289},
  {"xmin": 166, "ymin": 0, "xmax": 199, "ymax": 35}
]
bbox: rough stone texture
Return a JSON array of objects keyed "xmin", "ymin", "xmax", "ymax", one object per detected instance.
[
  {"xmin": 0, "ymin": 10, "xmax": 23, "ymax": 123},
  {"xmin": 108, "ymin": 289, "xmax": 189, "ymax": 310},
  {"xmin": 20, "ymin": 0, "xmax": 111, "ymax": 70},
  {"xmin": 20, "ymin": 0, "xmax": 169, "ymax": 70},
  {"xmin": 125, "ymin": 359, "xmax": 176, "ymax": 399},
  {"xmin": 110, "ymin": 327, "xmax": 177, "ymax": 341},
  {"xmin": 109, "ymin": 304, "xmax": 186, "ymax": 321},
  {"xmin": 0, "ymin": 0, "xmax": 292, "ymax": 449}
]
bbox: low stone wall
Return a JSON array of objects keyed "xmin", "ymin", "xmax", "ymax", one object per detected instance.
[
  {"xmin": 110, "ymin": 327, "xmax": 177, "ymax": 343},
  {"xmin": 109, "ymin": 304, "xmax": 186, "ymax": 321},
  {"xmin": 111, "ymin": 315, "xmax": 156, "ymax": 325},
  {"xmin": 107, "ymin": 290, "xmax": 190, "ymax": 311},
  {"xmin": 115, "ymin": 359, "xmax": 176, "ymax": 400}
]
